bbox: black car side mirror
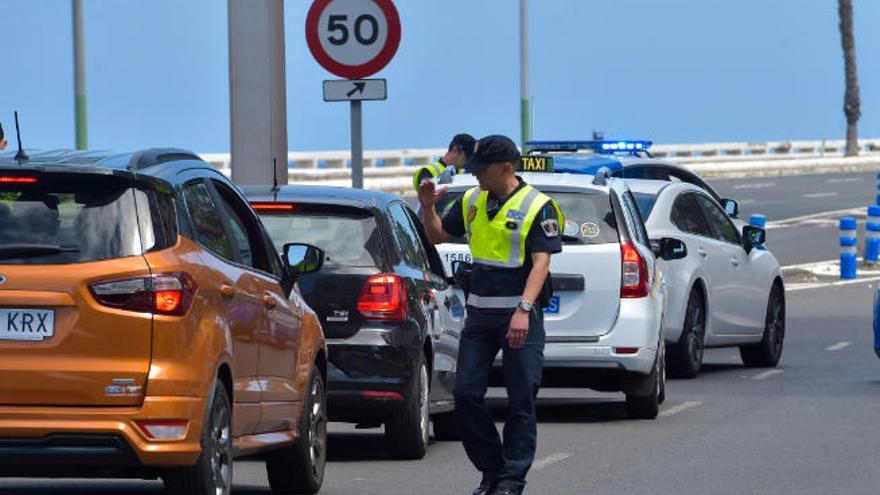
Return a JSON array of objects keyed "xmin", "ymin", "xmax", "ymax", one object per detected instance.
[
  {"xmin": 742, "ymin": 225, "xmax": 766, "ymax": 253},
  {"xmin": 283, "ymin": 243, "xmax": 324, "ymax": 277},
  {"xmin": 723, "ymin": 198, "xmax": 739, "ymax": 218},
  {"xmin": 651, "ymin": 237, "xmax": 688, "ymax": 261}
]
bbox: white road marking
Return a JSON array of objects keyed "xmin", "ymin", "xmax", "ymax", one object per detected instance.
[
  {"xmin": 826, "ymin": 177, "xmax": 863, "ymax": 184},
  {"xmin": 533, "ymin": 452, "xmax": 573, "ymax": 470},
  {"xmin": 787, "ymin": 275, "xmax": 880, "ymax": 292},
  {"xmin": 802, "ymin": 192, "xmax": 838, "ymax": 199},
  {"xmin": 733, "ymin": 182, "xmax": 775, "ymax": 190},
  {"xmin": 659, "ymin": 401, "xmax": 703, "ymax": 418},
  {"xmin": 826, "ymin": 341, "xmax": 852, "ymax": 351},
  {"xmin": 766, "ymin": 207, "xmax": 864, "ymax": 230},
  {"xmin": 752, "ymin": 369, "xmax": 784, "ymax": 380}
]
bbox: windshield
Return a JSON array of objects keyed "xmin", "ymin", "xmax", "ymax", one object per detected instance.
[
  {"xmin": 435, "ymin": 189, "xmax": 619, "ymax": 245},
  {"xmin": 632, "ymin": 192, "xmax": 659, "ymax": 220},
  {"xmin": 258, "ymin": 205, "xmax": 383, "ymax": 268},
  {"xmin": 0, "ymin": 172, "xmax": 173, "ymax": 265}
]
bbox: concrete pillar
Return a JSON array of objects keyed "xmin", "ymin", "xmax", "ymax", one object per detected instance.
[{"xmin": 227, "ymin": 0, "xmax": 288, "ymax": 186}]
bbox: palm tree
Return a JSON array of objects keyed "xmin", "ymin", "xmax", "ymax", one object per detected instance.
[{"xmin": 838, "ymin": 0, "xmax": 861, "ymax": 157}]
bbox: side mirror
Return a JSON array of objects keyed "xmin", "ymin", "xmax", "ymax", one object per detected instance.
[
  {"xmin": 283, "ymin": 243, "xmax": 324, "ymax": 277},
  {"xmin": 723, "ymin": 199, "xmax": 739, "ymax": 218},
  {"xmin": 651, "ymin": 237, "xmax": 688, "ymax": 261},
  {"xmin": 742, "ymin": 225, "xmax": 766, "ymax": 253}
]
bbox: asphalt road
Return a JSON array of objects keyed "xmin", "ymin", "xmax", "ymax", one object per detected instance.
[{"xmin": 2, "ymin": 170, "xmax": 879, "ymax": 494}]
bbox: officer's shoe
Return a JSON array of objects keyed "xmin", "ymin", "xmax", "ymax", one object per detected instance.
[{"xmin": 471, "ymin": 473, "xmax": 497, "ymax": 495}]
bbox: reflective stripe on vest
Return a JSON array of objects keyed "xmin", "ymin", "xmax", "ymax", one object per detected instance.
[
  {"xmin": 466, "ymin": 294, "xmax": 522, "ymax": 309},
  {"xmin": 461, "ymin": 184, "xmax": 561, "ymax": 268},
  {"xmin": 413, "ymin": 161, "xmax": 446, "ymax": 190}
]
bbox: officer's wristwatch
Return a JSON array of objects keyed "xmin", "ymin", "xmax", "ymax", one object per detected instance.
[{"xmin": 517, "ymin": 299, "xmax": 534, "ymax": 313}]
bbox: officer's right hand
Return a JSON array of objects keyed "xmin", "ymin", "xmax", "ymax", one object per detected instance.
[{"xmin": 417, "ymin": 180, "xmax": 447, "ymax": 209}]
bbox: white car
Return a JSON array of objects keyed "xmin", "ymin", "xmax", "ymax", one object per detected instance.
[
  {"xmin": 626, "ymin": 179, "xmax": 785, "ymax": 378},
  {"xmin": 434, "ymin": 171, "xmax": 686, "ymax": 419}
]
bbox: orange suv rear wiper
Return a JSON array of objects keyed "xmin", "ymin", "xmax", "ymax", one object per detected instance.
[{"xmin": 0, "ymin": 244, "xmax": 80, "ymax": 260}]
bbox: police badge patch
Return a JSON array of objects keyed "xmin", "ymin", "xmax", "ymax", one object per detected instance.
[{"xmin": 541, "ymin": 219, "xmax": 559, "ymax": 237}]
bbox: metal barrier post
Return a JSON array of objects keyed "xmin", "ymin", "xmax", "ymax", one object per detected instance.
[
  {"xmin": 749, "ymin": 214, "xmax": 766, "ymax": 250},
  {"xmin": 865, "ymin": 205, "xmax": 880, "ymax": 263},
  {"xmin": 839, "ymin": 216, "xmax": 858, "ymax": 280}
]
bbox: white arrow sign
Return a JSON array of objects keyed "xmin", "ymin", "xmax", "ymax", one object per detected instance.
[{"xmin": 323, "ymin": 79, "xmax": 387, "ymax": 102}]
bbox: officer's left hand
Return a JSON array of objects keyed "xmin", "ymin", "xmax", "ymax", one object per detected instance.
[{"xmin": 507, "ymin": 309, "xmax": 530, "ymax": 348}]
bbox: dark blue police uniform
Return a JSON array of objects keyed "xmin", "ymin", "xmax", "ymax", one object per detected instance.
[{"xmin": 443, "ymin": 177, "xmax": 562, "ymax": 494}]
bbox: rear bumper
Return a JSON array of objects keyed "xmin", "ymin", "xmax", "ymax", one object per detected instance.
[
  {"xmin": 0, "ymin": 395, "xmax": 205, "ymax": 472},
  {"xmin": 509, "ymin": 298, "xmax": 660, "ymax": 376},
  {"xmin": 326, "ymin": 325, "xmax": 421, "ymax": 422}
]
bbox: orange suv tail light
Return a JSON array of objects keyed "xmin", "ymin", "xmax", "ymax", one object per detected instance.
[
  {"xmin": 90, "ymin": 272, "xmax": 197, "ymax": 316},
  {"xmin": 357, "ymin": 274, "xmax": 408, "ymax": 321},
  {"xmin": 620, "ymin": 242, "xmax": 649, "ymax": 299}
]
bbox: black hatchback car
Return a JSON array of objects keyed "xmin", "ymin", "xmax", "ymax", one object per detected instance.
[{"xmin": 246, "ymin": 185, "xmax": 465, "ymax": 460}]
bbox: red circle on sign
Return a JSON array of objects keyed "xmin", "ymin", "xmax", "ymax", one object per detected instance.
[{"xmin": 306, "ymin": 0, "xmax": 401, "ymax": 80}]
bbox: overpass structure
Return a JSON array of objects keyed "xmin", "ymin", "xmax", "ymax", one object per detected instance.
[{"xmin": 200, "ymin": 138, "xmax": 880, "ymax": 193}]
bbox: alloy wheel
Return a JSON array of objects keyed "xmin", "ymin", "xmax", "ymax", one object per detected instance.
[{"xmin": 209, "ymin": 399, "xmax": 232, "ymax": 495}]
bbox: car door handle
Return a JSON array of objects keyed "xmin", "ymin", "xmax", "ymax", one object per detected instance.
[
  {"xmin": 220, "ymin": 284, "xmax": 236, "ymax": 298},
  {"xmin": 263, "ymin": 293, "xmax": 277, "ymax": 309},
  {"xmin": 698, "ymin": 248, "xmax": 708, "ymax": 258},
  {"xmin": 731, "ymin": 257, "xmax": 741, "ymax": 267}
]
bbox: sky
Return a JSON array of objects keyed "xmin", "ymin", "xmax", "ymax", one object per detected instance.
[{"xmin": 0, "ymin": 0, "xmax": 877, "ymax": 153}]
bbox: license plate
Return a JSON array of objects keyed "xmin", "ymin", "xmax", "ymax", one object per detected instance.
[
  {"xmin": 0, "ymin": 308, "xmax": 55, "ymax": 341},
  {"xmin": 544, "ymin": 296, "xmax": 560, "ymax": 314}
]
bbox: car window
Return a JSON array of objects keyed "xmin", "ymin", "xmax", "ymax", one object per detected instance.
[
  {"xmin": 620, "ymin": 191, "xmax": 649, "ymax": 246},
  {"xmin": 210, "ymin": 180, "xmax": 274, "ymax": 273},
  {"xmin": 695, "ymin": 194, "xmax": 740, "ymax": 245},
  {"xmin": 182, "ymin": 180, "xmax": 236, "ymax": 262},
  {"xmin": 388, "ymin": 202, "xmax": 431, "ymax": 271},
  {"xmin": 405, "ymin": 207, "xmax": 447, "ymax": 278},
  {"xmin": 671, "ymin": 193, "xmax": 713, "ymax": 238},
  {"xmin": 0, "ymin": 173, "xmax": 174, "ymax": 265},
  {"xmin": 632, "ymin": 192, "xmax": 658, "ymax": 220},
  {"xmin": 258, "ymin": 204, "xmax": 382, "ymax": 268}
]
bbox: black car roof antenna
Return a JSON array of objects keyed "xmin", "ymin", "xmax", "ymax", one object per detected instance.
[
  {"xmin": 271, "ymin": 157, "xmax": 280, "ymax": 201},
  {"xmin": 13, "ymin": 111, "xmax": 29, "ymax": 163}
]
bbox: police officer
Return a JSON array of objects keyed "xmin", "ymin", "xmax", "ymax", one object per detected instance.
[
  {"xmin": 419, "ymin": 135, "xmax": 562, "ymax": 495},
  {"xmin": 413, "ymin": 133, "xmax": 476, "ymax": 191}
]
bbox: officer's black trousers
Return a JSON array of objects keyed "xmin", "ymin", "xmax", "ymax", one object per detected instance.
[{"xmin": 454, "ymin": 308, "xmax": 545, "ymax": 493}]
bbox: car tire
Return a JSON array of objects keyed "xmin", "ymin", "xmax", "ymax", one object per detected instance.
[
  {"xmin": 266, "ymin": 363, "xmax": 327, "ymax": 495},
  {"xmin": 625, "ymin": 346, "xmax": 661, "ymax": 420},
  {"xmin": 657, "ymin": 342, "xmax": 667, "ymax": 405},
  {"xmin": 667, "ymin": 289, "xmax": 706, "ymax": 379},
  {"xmin": 163, "ymin": 382, "xmax": 233, "ymax": 495},
  {"xmin": 740, "ymin": 285, "xmax": 785, "ymax": 368},
  {"xmin": 384, "ymin": 355, "xmax": 430, "ymax": 460},
  {"xmin": 431, "ymin": 411, "xmax": 460, "ymax": 441}
]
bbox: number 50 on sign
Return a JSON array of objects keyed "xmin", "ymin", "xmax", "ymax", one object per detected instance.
[{"xmin": 306, "ymin": 0, "xmax": 402, "ymax": 80}]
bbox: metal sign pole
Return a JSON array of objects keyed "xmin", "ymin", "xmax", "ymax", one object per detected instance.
[{"xmin": 350, "ymin": 100, "xmax": 364, "ymax": 189}]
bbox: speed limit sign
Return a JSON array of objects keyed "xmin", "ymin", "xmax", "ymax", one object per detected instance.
[{"xmin": 306, "ymin": 0, "xmax": 402, "ymax": 79}]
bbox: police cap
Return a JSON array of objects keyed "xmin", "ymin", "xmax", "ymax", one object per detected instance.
[{"xmin": 463, "ymin": 135, "xmax": 521, "ymax": 173}]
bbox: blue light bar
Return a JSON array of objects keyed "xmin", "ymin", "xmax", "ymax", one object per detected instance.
[{"xmin": 526, "ymin": 140, "xmax": 653, "ymax": 154}]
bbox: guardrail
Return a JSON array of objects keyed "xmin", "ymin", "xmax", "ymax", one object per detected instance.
[{"xmin": 200, "ymin": 138, "xmax": 880, "ymax": 193}]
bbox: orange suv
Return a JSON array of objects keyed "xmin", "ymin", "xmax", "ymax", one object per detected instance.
[{"xmin": 0, "ymin": 149, "xmax": 328, "ymax": 495}]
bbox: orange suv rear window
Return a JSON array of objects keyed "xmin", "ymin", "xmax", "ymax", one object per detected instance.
[{"xmin": 0, "ymin": 172, "xmax": 176, "ymax": 264}]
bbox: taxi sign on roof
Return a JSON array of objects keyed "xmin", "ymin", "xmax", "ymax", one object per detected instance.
[{"xmin": 518, "ymin": 155, "xmax": 554, "ymax": 173}]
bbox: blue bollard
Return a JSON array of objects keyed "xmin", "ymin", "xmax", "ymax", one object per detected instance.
[
  {"xmin": 874, "ymin": 287, "xmax": 880, "ymax": 358},
  {"xmin": 749, "ymin": 214, "xmax": 766, "ymax": 250},
  {"xmin": 840, "ymin": 216, "xmax": 858, "ymax": 280},
  {"xmin": 866, "ymin": 206, "xmax": 880, "ymax": 263}
]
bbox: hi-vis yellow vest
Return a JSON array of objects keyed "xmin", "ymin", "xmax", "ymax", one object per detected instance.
[
  {"xmin": 462, "ymin": 184, "xmax": 563, "ymax": 268},
  {"xmin": 413, "ymin": 161, "xmax": 446, "ymax": 191}
]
